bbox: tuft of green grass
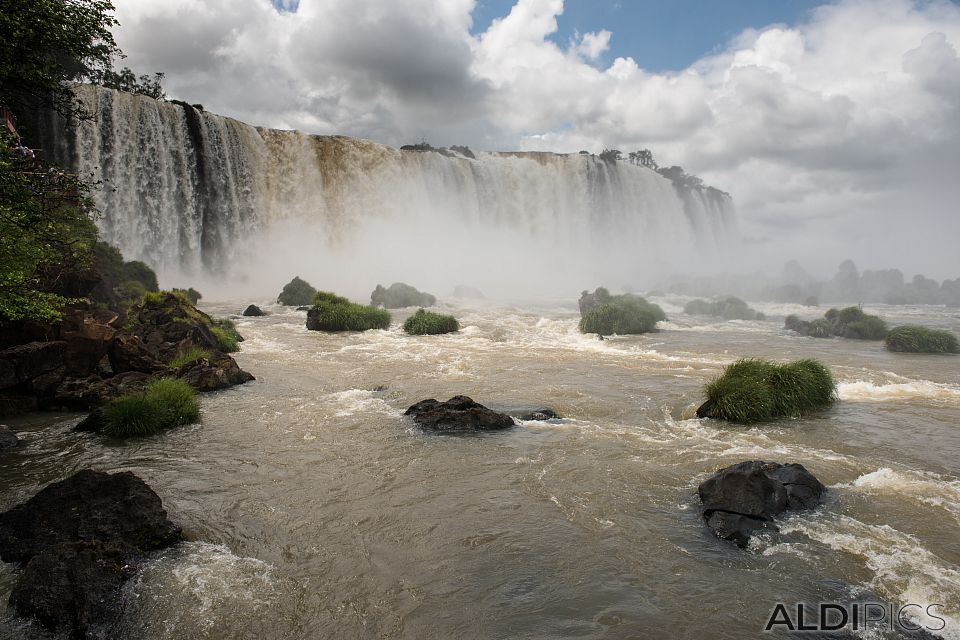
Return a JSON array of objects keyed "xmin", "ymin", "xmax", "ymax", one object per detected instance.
[
  {"xmin": 885, "ymin": 325, "xmax": 959, "ymax": 354},
  {"xmin": 702, "ymin": 358, "xmax": 836, "ymax": 424},
  {"xmin": 168, "ymin": 346, "xmax": 211, "ymax": 369},
  {"xmin": 579, "ymin": 295, "xmax": 666, "ymax": 336},
  {"xmin": 683, "ymin": 296, "xmax": 764, "ymax": 321},
  {"xmin": 785, "ymin": 306, "xmax": 886, "ymax": 340},
  {"xmin": 211, "ymin": 318, "xmax": 242, "ymax": 352},
  {"xmin": 102, "ymin": 377, "xmax": 200, "ymax": 437},
  {"xmin": 403, "ymin": 309, "xmax": 459, "ymax": 335},
  {"xmin": 306, "ymin": 291, "xmax": 391, "ymax": 332}
]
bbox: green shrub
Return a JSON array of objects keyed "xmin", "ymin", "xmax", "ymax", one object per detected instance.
[
  {"xmin": 579, "ymin": 295, "xmax": 666, "ymax": 335},
  {"xmin": 211, "ymin": 318, "xmax": 242, "ymax": 352},
  {"xmin": 683, "ymin": 296, "xmax": 764, "ymax": 320},
  {"xmin": 123, "ymin": 260, "xmax": 159, "ymax": 292},
  {"xmin": 306, "ymin": 291, "xmax": 391, "ymax": 331},
  {"xmin": 701, "ymin": 358, "xmax": 836, "ymax": 423},
  {"xmin": 403, "ymin": 309, "xmax": 459, "ymax": 335},
  {"xmin": 168, "ymin": 346, "xmax": 211, "ymax": 368},
  {"xmin": 785, "ymin": 306, "xmax": 886, "ymax": 340},
  {"xmin": 885, "ymin": 325, "xmax": 960, "ymax": 354},
  {"xmin": 172, "ymin": 287, "xmax": 202, "ymax": 304},
  {"xmin": 278, "ymin": 276, "xmax": 318, "ymax": 306},
  {"xmin": 102, "ymin": 378, "xmax": 199, "ymax": 437}
]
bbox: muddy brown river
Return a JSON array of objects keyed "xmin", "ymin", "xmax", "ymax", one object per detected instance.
[{"xmin": 1, "ymin": 297, "xmax": 958, "ymax": 639}]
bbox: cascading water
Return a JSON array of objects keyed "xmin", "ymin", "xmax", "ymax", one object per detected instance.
[{"xmin": 30, "ymin": 85, "xmax": 737, "ymax": 296}]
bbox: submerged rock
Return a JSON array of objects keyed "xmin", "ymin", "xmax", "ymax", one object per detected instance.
[
  {"xmin": 0, "ymin": 426, "xmax": 19, "ymax": 450},
  {"xmin": 516, "ymin": 408, "xmax": 560, "ymax": 421},
  {"xmin": 452, "ymin": 285, "xmax": 485, "ymax": 300},
  {"xmin": 243, "ymin": 304, "xmax": 265, "ymax": 317},
  {"xmin": 405, "ymin": 395, "xmax": 515, "ymax": 432},
  {"xmin": 697, "ymin": 460, "xmax": 825, "ymax": 547},
  {"xmin": 0, "ymin": 469, "xmax": 181, "ymax": 637},
  {"xmin": 176, "ymin": 352, "xmax": 255, "ymax": 391}
]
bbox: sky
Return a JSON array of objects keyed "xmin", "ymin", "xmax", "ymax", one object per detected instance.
[{"xmin": 110, "ymin": 0, "xmax": 960, "ymax": 278}]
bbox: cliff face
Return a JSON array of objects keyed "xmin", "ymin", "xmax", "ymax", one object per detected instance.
[{"xmin": 24, "ymin": 85, "xmax": 737, "ymax": 279}]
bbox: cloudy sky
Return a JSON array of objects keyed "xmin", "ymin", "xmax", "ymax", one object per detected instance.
[{"xmin": 111, "ymin": 0, "xmax": 960, "ymax": 278}]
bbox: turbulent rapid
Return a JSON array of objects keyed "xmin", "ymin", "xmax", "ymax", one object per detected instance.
[
  {"xmin": 2, "ymin": 297, "xmax": 959, "ymax": 639},
  {"xmin": 26, "ymin": 86, "xmax": 736, "ymax": 297}
]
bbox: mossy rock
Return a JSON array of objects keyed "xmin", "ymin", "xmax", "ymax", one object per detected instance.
[
  {"xmin": 579, "ymin": 294, "xmax": 666, "ymax": 336},
  {"xmin": 885, "ymin": 325, "xmax": 959, "ymax": 353},
  {"xmin": 277, "ymin": 277, "xmax": 318, "ymax": 306},
  {"xmin": 306, "ymin": 291, "xmax": 391, "ymax": 331},
  {"xmin": 403, "ymin": 309, "xmax": 459, "ymax": 335},
  {"xmin": 683, "ymin": 296, "xmax": 765, "ymax": 321},
  {"xmin": 697, "ymin": 358, "xmax": 836, "ymax": 423}
]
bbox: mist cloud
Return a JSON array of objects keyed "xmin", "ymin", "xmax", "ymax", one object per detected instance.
[{"xmin": 111, "ymin": 0, "xmax": 960, "ymax": 279}]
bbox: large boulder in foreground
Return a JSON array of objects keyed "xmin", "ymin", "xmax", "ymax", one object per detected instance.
[
  {"xmin": 371, "ymin": 282, "xmax": 436, "ymax": 309},
  {"xmin": 0, "ymin": 469, "xmax": 181, "ymax": 637},
  {"xmin": 405, "ymin": 395, "xmax": 515, "ymax": 432},
  {"xmin": 698, "ymin": 460, "xmax": 825, "ymax": 547}
]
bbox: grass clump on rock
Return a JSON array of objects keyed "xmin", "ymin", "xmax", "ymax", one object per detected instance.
[
  {"xmin": 168, "ymin": 346, "xmax": 211, "ymax": 369},
  {"xmin": 403, "ymin": 309, "xmax": 459, "ymax": 335},
  {"xmin": 579, "ymin": 295, "xmax": 666, "ymax": 336},
  {"xmin": 885, "ymin": 325, "xmax": 959, "ymax": 354},
  {"xmin": 277, "ymin": 276, "xmax": 318, "ymax": 306},
  {"xmin": 306, "ymin": 291, "xmax": 391, "ymax": 332},
  {"xmin": 785, "ymin": 306, "xmax": 887, "ymax": 340},
  {"xmin": 102, "ymin": 378, "xmax": 200, "ymax": 437},
  {"xmin": 211, "ymin": 318, "xmax": 242, "ymax": 352},
  {"xmin": 697, "ymin": 358, "xmax": 836, "ymax": 424},
  {"xmin": 684, "ymin": 296, "xmax": 766, "ymax": 321}
]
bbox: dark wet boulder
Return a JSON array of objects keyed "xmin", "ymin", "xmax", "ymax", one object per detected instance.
[
  {"xmin": 0, "ymin": 341, "xmax": 67, "ymax": 387},
  {"xmin": 0, "ymin": 469, "xmax": 181, "ymax": 638},
  {"xmin": 60, "ymin": 312, "xmax": 117, "ymax": 377},
  {"xmin": 176, "ymin": 351, "xmax": 255, "ymax": 391},
  {"xmin": 296, "ymin": 305, "xmax": 310, "ymax": 311},
  {"xmin": 516, "ymin": 408, "xmax": 560, "ymax": 421},
  {"xmin": 371, "ymin": 282, "xmax": 436, "ymax": 309},
  {"xmin": 74, "ymin": 408, "xmax": 107, "ymax": 432},
  {"xmin": 277, "ymin": 276, "xmax": 318, "ymax": 306},
  {"xmin": 243, "ymin": 304, "xmax": 265, "ymax": 317},
  {"xmin": 697, "ymin": 460, "xmax": 825, "ymax": 547},
  {"xmin": 405, "ymin": 396, "xmax": 515, "ymax": 432},
  {"xmin": 107, "ymin": 334, "xmax": 163, "ymax": 374},
  {"xmin": 0, "ymin": 426, "xmax": 18, "ymax": 450}
]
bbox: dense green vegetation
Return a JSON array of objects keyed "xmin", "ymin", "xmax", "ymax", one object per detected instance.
[
  {"xmin": 701, "ymin": 358, "xmax": 836, "ymax": 423},
  {"xmin": 785, "ymin": 306, "xmax": 888, "ymax": 340},
  {"xmin": 579, "ymin": 295, "xmax": 666, "ymax": 336},
  {"xmin": 403, "ymin": 309, "xmax": 459, "ymax": 335},
  {"xmin": 306, "ymin": 291, "xmax": 391, "ymax": 332},
  {"xmin": 102, "ymin": 377, "xmax": 199, "ymax": 437},
  {"xmin": 277, "ymin": 276, "xmax": 317, "ymax": 306},
  {"xmin": 172, "ymin": 287, "xmax": 201, "ymax": 305},
  {"xmin": 885, "ymin": 325, "xmax": 959, "ymax": 354},
  {"xmin": 684, "ymin": 296, "xmax": 766, "ymax": 321}
]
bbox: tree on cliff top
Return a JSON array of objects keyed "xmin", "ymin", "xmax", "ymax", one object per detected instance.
[{"xmin": 0, "ymin": 0, "xmax": 121, "ymax": 120}]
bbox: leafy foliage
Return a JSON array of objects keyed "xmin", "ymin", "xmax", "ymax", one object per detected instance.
[
  {"xmin": 87, "ymin": 66, "xmax": 165, "ymax": 99},
  {"xmin": 403, "ymin": 309, "xmax": 459, "ymax": 335},
  {"xmin": 102, "ymin": 377, "xmax": 199, "ymax": 437},
  {"xmin": 306, "ymin": 291, "xmax": 391, "ymax": 332},
  {"xmin": 885, "ymin": 325, "xmax": 959, "ymax": 354},
  {"xmin": 702, "ymin": 358, "xmax": 836, "ymax": 423},
  {"xmin": 277, "ymin": 276, "xmax": 318, "ymax": 306},
  {"xmin": 0, "ymin": 131, "xmax": 99, "ymax": 321},
  {"xmin": 579, "ymin": 295, "xmax": 666, "ymax": 336},
  {"xmin": 0, "ymin": 0, "xmax": 120, "ymax": 119}
]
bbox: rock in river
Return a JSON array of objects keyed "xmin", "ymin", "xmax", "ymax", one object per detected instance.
[
  {"xmin": 697, "ymin": 460, "xmax": 825, "ymax": 547},
  {"xmin": 405, "ymin": 395, "xmax": 515, "ymax": 432}
]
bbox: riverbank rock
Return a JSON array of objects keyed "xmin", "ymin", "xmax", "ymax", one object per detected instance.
[
  {"xmin": 371, "ymin": 282, "xmax": 436, "ymax": 308},
  {"xmin": 176, "ymin": 351, "xmax": 255, "ymax": 391},
  {"xmin": 0, "ymin": 469, "xmax": 181, "ymax": 638},
  {"xmin": 697, "ymin": 460, "xmax": 825, "ymax": 547},
  {"xmin": 243, "ymin": 304, "xmax": 265, "ymax": 317},
  {"xmin": 0, "ymin": 426, "xmax": 19, "ymax": 450},
  {"xmin": 405, "ymin": 396, "xmax": 515, "ymax": 432}
]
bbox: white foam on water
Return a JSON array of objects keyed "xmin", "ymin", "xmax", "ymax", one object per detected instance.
[
  {"xmin": 838, "ymin": 468, "xmax": 960, "ymax": 526},
  {"xmin": 325, "ymin": 389, "xmax": 395, "ymax": 417},
  {"xmin": 121, "ymin": 542, "xmax": 282, "ymax": 637},
  {"xmin": 838, "ymin": 379, "xmax": 960, "ymax": 403},
  {"xmin": 774, "ymin": 513, "xmax": 960, "ymax": 639}
]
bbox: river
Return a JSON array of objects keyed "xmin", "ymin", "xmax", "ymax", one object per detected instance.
[{"xmin": 1, "ymin": 297, "xmax": 958, "ymax": 639}]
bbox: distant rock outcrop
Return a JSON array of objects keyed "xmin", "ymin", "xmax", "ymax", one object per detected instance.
[
  {"xmin": 371, "ymin": 283, "xmax": 436, "ymax": 309},
  {"xmin": 243, "ymin": 304, "xmax": 265, "ymax": 317}
]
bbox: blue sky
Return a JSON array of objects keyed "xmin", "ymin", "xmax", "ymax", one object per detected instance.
[
  {"xmin": 470, "ymin": 0, "xmax": 827, "ymax": 70},
  {"xmin": 273, "ymin": 0, "xmax": 828, "ymax": 71}
]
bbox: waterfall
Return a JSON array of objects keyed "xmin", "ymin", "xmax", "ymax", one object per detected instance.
[{"xmin": 31, "ymin": 85, "xmax": 738, "ymax": 296}]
